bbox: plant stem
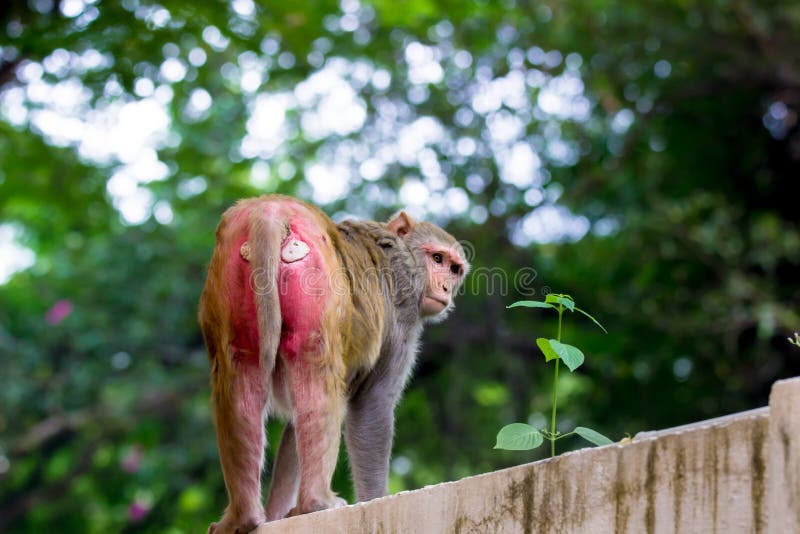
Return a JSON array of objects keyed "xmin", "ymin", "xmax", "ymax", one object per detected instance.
[
  {"xmin": 550, "ymin": 358, "xmax": 559, "ymax": 457},
  {"xmin": 550, "ymin": 306, "xmax": 564, "ymax": 457},
  {"xmin": 557, "ymin": 305, "xmax": 563, "ymax": 343}
]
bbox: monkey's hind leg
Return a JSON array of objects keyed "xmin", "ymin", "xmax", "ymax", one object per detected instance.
[
  {"xmin": 283, "ymin": 331, "xmax": 348, "ymax": 516},
  {"xmin": 209, "ymin": 354, "xmax": 269, "ymax": 534}
]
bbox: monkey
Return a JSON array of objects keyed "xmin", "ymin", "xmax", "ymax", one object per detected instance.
[{"xmin": 198, "ymin": 194, "xmax": 469, "ymax": 533}]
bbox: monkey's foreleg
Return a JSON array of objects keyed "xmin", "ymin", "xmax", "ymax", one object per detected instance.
[
  {"xmin": 345, "ymin": 379, "xmax": 397, "ymax": 502},
  {"xmin": 264, "ymin": 423, "xmax": 300, "ymax": 521}
]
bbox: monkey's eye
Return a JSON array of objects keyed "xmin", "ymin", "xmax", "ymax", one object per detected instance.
[
  {"xmin": 450, "ymin": 264, "xmax": 461, "ymax": 275},
  {"xmin": 432, "ymin": 253, "xmax": 443, "ymax": 264}
]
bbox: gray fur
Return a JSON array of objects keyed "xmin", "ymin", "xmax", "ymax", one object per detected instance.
[
  {"xmin": 265, "ymin": 423, "xmax": 299, "ymax": 520},
  {"xmin": 345, "ymin": 322, "xmax": 423, "ymax": 500},
  {"xmin": 337, "ymin": 220, "xmax": 431, "ymax": 501}
]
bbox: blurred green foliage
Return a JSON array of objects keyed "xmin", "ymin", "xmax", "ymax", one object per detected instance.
[{"xmin": 1, "ymin": 0, "xmax": 798, "ymax": 531}]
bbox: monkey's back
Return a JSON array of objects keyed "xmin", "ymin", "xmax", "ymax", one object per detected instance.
[{"xmin": 199, "ymin": 195, "xmax": 408, "ymax": 395}]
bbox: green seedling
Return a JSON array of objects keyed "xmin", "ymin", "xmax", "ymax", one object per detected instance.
[
  {"xmin": 789, "ymin": 332, "xmax": 800, "ymax": 349},
  {"xmin": 495, "ymin": 293, "xmax": 612, "ymax": 457}
]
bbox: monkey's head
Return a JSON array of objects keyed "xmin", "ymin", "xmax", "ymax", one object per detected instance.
[{"xmin": 387, "ymin": 211, "xmax": 470, "ymax": 321}]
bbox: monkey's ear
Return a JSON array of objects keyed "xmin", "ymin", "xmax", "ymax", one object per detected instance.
[{"xmin": 387, "ymin": 211, "xmax": 415, "ymax": 238}]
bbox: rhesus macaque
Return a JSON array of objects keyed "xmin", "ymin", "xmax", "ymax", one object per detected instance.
[{"xmin": 198, "ymin": 195, "xmax": 469, "ymax": 533}]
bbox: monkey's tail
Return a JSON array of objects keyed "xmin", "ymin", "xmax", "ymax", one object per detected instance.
[{"xmin": 248, "ymin": 208, "xmax": 284, "ymax": 370}]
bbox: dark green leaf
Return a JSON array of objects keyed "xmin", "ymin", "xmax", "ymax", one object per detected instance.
[
  {"xmin": 574, "ymin": 426, "xmax": 614, "ymax": 446},
  {"xmin": 494, "ymin": 423, "xmax": 545, "ymax": 450}
]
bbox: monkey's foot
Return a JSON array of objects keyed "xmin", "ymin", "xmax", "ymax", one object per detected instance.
[
  {"xmin": 288, "ymin": 495, "xmax": 348, "ymax": 517},
  {"xmin": 208, "ymin": 512, "xmax": 265, "ymax": 534}
]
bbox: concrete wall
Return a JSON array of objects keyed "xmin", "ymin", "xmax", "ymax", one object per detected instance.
[{"xmin": 257, "ymin": 377, "xmax": 800, "ymax": 533}]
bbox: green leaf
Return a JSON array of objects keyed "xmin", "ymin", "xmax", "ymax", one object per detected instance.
[
  {"xmin": 574, "ymin": 307, "xmax": 608, "ymax": 333},
  {"xmin": 555, "ymin": 296, "xmax": 575, "ymax": 311},
  {"xmin": 494, "ymin": 423, "xmax": 544, "ymax": 450},
  {"xmin": 536, "ymin": 337, "xmax": 559, "ymax": 362},
  {"xmin": 574, "ymin": 426, "xmax": 613, "ymax": 446},
  {"xmin": 544, "ymin": 294, "xmax": 575, "ymax": 311},
  {"xmin": 507, "ymin": 300, "xmax": 554, "ymax": 309},
  {"xmin": 548, "ymin": 340, "xmax": 584, "ymax": 371}
]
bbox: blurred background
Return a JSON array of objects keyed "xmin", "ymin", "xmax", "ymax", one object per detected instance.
[{"xmin": 1, "ymin": 0, "xmax": 799, "ymax": 531}]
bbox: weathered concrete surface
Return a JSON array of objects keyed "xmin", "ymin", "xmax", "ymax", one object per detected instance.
[
  {"xmin": 256, "ymin": 378, "xmax": 799, "ymax": 534},
  {"xmin": 767, "ymin": 377, "xmax": 800, "ymax": 534}
]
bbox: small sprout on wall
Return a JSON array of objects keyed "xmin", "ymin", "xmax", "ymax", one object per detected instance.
[
  {"xmin": 495, "ymin": 293, "xmax": 613, "ymax": 457},
  {"xmin": 789, "ymin": 332, "xmax": 800, "ymax": 349}
]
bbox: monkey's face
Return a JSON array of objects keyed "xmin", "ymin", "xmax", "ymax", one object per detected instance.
[
  {"xmin": 386, "ymin": 212, "xmax": 470, "ymax": 321},
  {"xmin": 418, "ymin": 243, "xmax": 467, "ymax": 318}
]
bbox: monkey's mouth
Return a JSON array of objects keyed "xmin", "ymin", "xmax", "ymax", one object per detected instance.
[{"xmin": 424, "ymin": 295, "xmax": 449, "ymax": 308}]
